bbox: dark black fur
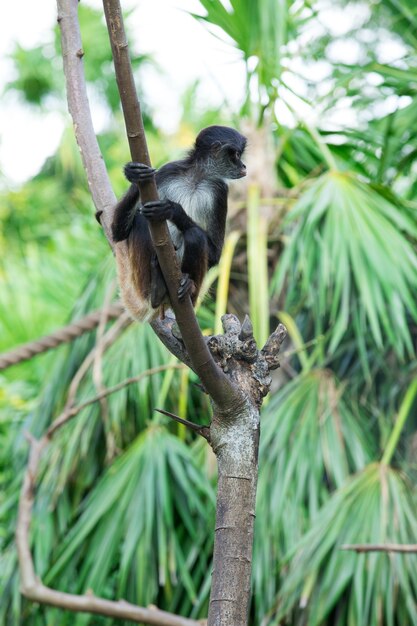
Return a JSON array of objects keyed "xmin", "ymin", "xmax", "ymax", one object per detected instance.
[{"xmin": 112, "ymin": 126, "xmax": 247, "ymax": 314}]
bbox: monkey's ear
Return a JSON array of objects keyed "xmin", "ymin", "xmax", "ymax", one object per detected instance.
[{"xmin": 211, "ymin": 140, "xmax": 222, "ymax": 154}]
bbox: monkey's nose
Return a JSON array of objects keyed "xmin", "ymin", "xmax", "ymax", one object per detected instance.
[{"xmin": 240, "ymin": 164, "xmax": 247, "ymax": 177}]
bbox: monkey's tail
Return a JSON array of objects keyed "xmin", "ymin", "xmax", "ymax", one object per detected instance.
[{"xmin": 115, "ymin": 245, "xmax": 156, "ymax": 322}]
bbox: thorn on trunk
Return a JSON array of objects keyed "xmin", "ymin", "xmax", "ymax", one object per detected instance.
[{"xmin": 154, "ymin": 408, "xmax": 210, "ymax": 441}]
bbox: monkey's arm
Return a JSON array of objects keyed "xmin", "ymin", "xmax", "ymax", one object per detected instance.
[
  {"xmin": 142, "ymin": 193, "xmax": 226, "ymax": 265},
  {"xmin": 206, "ymin": 236, "xmax": 223, "ymax": 268},
  {"xmin": 206, "ymin": 191, "xmax": 227, "ymax": 268},
  {"xmin": 112, "ymin": 163, "xmax": 156, "ymax": 242},
  {"xmin": 111, "ymin": 184, "xmax": 140, "ymax": 242},
  {"xmin": 141, "ymin": 199, "xmax": 201, "ymax": 232}
]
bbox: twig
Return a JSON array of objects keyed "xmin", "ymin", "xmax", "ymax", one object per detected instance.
[
  {"xmin": 154, "ymin": 408, "xmax": 210, "ymax": 441},
  {"xmin": 64, "ymin": 312, "xmax": 131, "ymax": 411},
  {"xmin": 279, "ymin": 335, "xmax": 324, "ymax": 361},
  {"xmin": 47, "ymin": 364, "xmax": 186, "ymax": 438},
  {"xmin": 93, "ymin": 284, "xmax": 118, "ymax": 459},
  {"xmin": 341, "ymin": 544, "xmax": 417, "ymax": 553}
]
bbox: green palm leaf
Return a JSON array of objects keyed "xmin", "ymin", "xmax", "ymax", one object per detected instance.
[
  {"xmin": 44, "ymin": 426, "xmax": 214, "ymax": 615},
  {"xmin": 192, "ymin": 0, "xmax": 298, "ymax": 111},
  {"xmin": 272, "ymin": 171, "xmax": 417, "ymax": 359},
  {"xmin": 273, "ymin": 463, "xmax": 417, "ymax": 626},
  {"xmin": 253, "ymin": 369, "xmax": 375, "ymax": 620}
]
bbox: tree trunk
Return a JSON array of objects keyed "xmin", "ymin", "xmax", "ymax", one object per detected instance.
[{"xmin": 208, "ymin": 408, "xmax": 259, "ymax": 625}]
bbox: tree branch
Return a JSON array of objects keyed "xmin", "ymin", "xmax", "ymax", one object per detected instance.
[
  {"xmin": 99, "ymin": 7, "xmax": 289, "ymax": 625},
  {"xmin": 92, "ymin": 285, "xmax": 118, "ymax": 459},
  {"xmin": 47, "ymin": 363, "xmax": 186, "ymax": 438},
  {"xmin": 341, "ymin": 544, "xmax": 417, "ymax": 553},
  {"xmin": 101, "ymin": 0, "xmax": 239, "ymax": 410},
  {"xmin": 64, "ymin": 311, "xmax": 130, "ymax": 411},
  {"xmin": 57, "ymin": 0, "xmax": 116, "ymax": 242},
  {"xmin": 53, "ymin": 3, "xmax": 288, "ymax": 625},
  {"xmin": 154, "ymin": 408, "xmax": 210, "ymax": 441}
]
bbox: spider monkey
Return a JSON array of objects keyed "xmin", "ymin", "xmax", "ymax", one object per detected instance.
[{"xmin": 111, "ymin": 125, "xmax": 247, "ymax": 321}]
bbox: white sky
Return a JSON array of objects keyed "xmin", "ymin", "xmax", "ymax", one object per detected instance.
[{"xmin": 0, "ymin": 0, "xmax": 246, "ymax": 185}]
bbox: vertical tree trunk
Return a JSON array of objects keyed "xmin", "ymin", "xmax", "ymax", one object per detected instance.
[
  {"xmin": 208, "ymin": 409, "xmax": 259, "ymax": 625},
  {"xmin": 205, "ymin": 318, "xmax": 286, "ymax": 625}
]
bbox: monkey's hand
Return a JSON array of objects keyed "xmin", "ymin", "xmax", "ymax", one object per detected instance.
[
  {"xmin": 124, "ymin": 162, "xmax": 156, "ymax": 184},
  {"xmin": 141, "ymin": 200, "xmax": 176, "ymax": 222},
  {"xmin": 178, "ymin": 273, "xmax": 196, "ymax": 301}
]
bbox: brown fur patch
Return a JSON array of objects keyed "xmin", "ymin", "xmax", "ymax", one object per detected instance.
[
  {"xmin": 127, "ymin": 215, "xmax": 153, "ymax": 300},
  {"xmin": 115, "ymin": 244, "xmax": 154, "ymax": 321}
]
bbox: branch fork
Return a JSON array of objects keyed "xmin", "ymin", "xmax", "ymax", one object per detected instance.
[{"xmin": 208, "ymin": 314, "xmax": 286, "ymax": 407}]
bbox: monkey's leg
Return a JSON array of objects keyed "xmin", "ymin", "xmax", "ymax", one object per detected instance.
[
  {"xmin": 112, "ymin": 184, "xmax": 140, "ymax": 242},
  {"xmin": 150, "ymin": 254, "xmax": 168, "ymax": 308},
  {"xmin": 142, "ymin": 200, "xmax": 208, "ymax": 302},
  {"xmin": 180, "ymin": 227, "xmax": 209, "ymax": 302}
]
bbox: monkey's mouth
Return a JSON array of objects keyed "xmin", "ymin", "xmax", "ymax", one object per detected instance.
[{"xmin": 238, "ymin": 167, "xmax": 247, "ymax": 178}]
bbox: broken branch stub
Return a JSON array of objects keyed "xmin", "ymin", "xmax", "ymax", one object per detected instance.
[{"xmin": 207, "ymin": 314, "xmax": 286, "ymax": 407}]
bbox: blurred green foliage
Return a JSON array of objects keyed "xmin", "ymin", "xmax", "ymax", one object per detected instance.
[{"xmin": 2, "ymin": 1, "xmax": 417, "ymax": 625}]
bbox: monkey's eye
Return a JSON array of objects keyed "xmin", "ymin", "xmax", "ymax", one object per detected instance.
[{"xmin": 231, "ymin": 151, "xmax": 240, "ymax": 162}]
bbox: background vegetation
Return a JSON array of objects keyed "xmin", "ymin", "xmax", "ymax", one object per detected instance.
[{"xmin": 1, "ymin": 0, "xmax": 417, "ymax": 624}]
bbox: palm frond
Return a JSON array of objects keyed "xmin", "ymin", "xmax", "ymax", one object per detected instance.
[
  {"xmin": 253, "ymin": 369, "xmax": 375, "ymax": 620},
  {"xmin": 43, "ymin": 426, "xmax": 214, "ymax": 617},
  {"xmin": 192, "ymin": 0, "xmax": 298, "ymax": 112},
  {"xmin": 272, "ymin": 172, "xmax": 417, "ymax": 360},
  {"xmin": 274, "ymin": 463, "xmax": 417, "ymax": 626}
]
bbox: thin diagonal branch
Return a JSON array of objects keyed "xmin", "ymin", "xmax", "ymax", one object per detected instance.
[
  {"xmin": 93, "ymin": 284, "xmax": 118, "ymax": 459},
  {"xmin": 64, "ymin": 311, "xmax": 131, "ymax": 410},
  {"xmin": 102, "ymin": 0, "xmax": 240, "ymax": 411},
  {"xmin": 47, "ymin": 363, "xmax": 186, "ymax": 438}
]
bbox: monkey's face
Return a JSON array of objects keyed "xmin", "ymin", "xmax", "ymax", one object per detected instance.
[
  {"xmin": 196, "ymin": 126, "xmax": 247, "ymax": 180},
  {"xmin": 215, "ymin": 146, "xmax": 247, "ymax": 180}
]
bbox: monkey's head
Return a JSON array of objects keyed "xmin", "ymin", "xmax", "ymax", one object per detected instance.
[{"xmin": 195, "ymin": 126, "xmax": 247, "ymax": 180}]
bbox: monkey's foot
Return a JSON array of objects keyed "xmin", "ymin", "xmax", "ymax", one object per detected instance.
[
  {"xmin": 178, "ymin": 273, "xmax": 196, "ymax": 301},
  {"xmin": 141, "ymin": 200, "xmax": 174, "ymax": 222},
  {"xmin": 124, "ymin": 162, "xmax": 156, "ymax": 184}
]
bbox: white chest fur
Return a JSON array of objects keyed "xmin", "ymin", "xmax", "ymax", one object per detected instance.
[{"xmin": 159, "ymin": 177, "xmax": 213, "ymax": 258}]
